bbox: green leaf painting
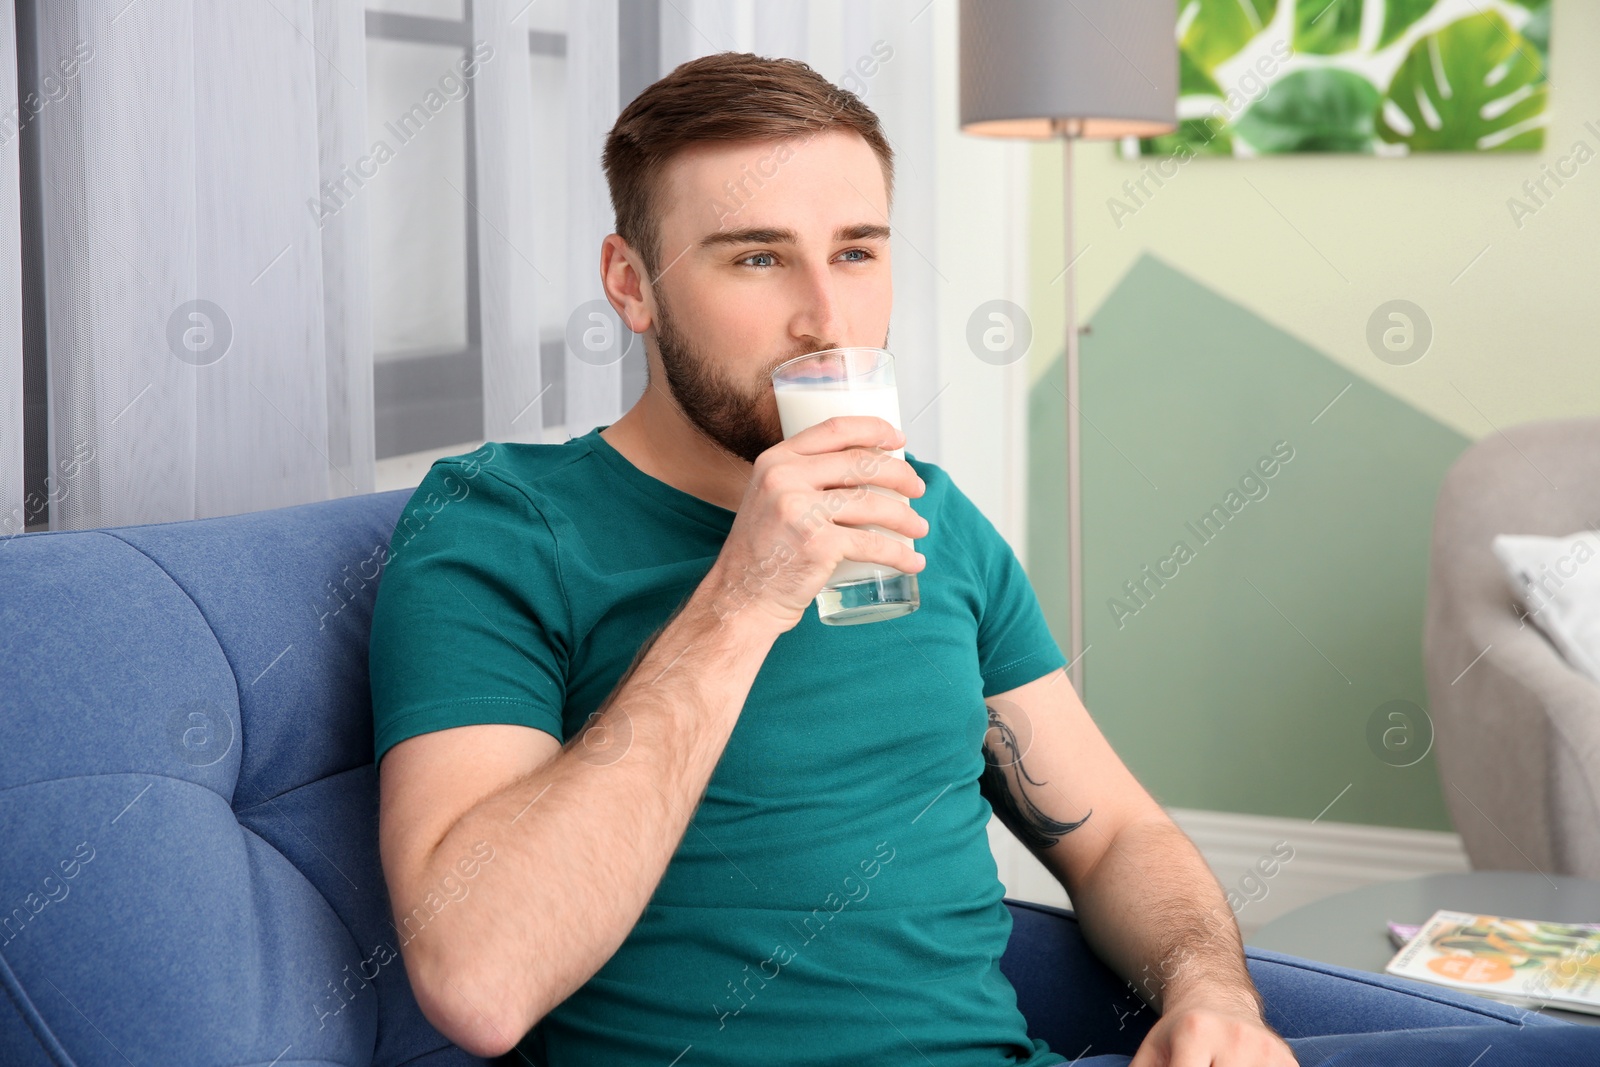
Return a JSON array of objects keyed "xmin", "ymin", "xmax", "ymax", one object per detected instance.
[
  {"xmin": 1130, "ymin": 0, "xmax": 1551, "ymax": 157},
  {"xmin": 1180, "ymin": 0, "xmax": 1279, "ymax": 73},
  {"xmin": 1294, "ymin": 0, "xmax": 1362, "ymax": 55},
  {"xmin": 1141, "ymin": 118, "xmax": 1237, "ymax": 158},
  {"xmin": 1377, "ymin": 11, "xmax": 1547, "ymax": 152},
  {"xmin": 1519, "ymin": 0, "xmax": 1552, "ymax": 58},
  {"xmin": 1180, "ymin": 46, "xmax": 1222, "ymax": 97},
  {"xmin": 1235, "ymin": 69, "xmax": 1381, "ymax": 153},
  {"xmin": 1377, "ymin": 0, "xmax": 1435, "ymax": 49}
]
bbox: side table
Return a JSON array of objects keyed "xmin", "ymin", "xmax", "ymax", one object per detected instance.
[{"xmin": 1247, "ymin": 871, "xmax": 1600, "ymax": 1026}]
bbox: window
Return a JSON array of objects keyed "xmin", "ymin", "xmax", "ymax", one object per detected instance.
[{"xmin": 367, "ymin": 0, "xmax": 654, "ymax": 461}]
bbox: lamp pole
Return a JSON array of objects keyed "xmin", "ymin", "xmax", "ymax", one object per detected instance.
[
  {"xmin": 956, "ymin": 0, "xmax": 1174, "ymax": 701},
  {"xmin": 1055, "ymin": 116, "xmax": 1085, "ymax": 697}
]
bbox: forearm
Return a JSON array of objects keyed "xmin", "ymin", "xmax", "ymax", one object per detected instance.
[
  {"xmin": 1070, "ymin": 818, "xmax": 1262, "ymax": 1020},
  {"xmin": 411, "ymin": 577, "xmax": 778, "ymax": 1053}
]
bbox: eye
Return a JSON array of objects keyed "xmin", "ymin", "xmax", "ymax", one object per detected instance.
[
  {"xmin": 838, "ymin": 248, "xmax": 875, "ymax": 263},
  {"xmin": 738, "ymin": 251, "xmax": 777, "ymax": 269}
]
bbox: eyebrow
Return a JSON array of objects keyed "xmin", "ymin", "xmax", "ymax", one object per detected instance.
[{"xmin": 697, "ymin": 222, "xmax": 891, "ymax": 249}]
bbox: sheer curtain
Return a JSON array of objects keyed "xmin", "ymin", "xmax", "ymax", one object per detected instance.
[
  {"xmin": 23, "ymin": 0, "xmax": 373, "ymax": 530},
  {"xmin": 563, "ymin": 0, "xmax": 623, "ymax": 441},
  {"xmin": 4, "ymin": 0, "xmax": 947, "ymax": 531},
  {"xmin": 472, "ymin": 0, "xmax": 549, "ymax": 445}
]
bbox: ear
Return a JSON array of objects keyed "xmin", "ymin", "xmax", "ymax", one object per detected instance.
[{"xmin": 600, "ymin": 234, "xmax": 654, "ymax": 334}]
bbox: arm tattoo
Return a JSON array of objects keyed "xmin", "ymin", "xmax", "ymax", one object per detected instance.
[{"xmin": 978, "ymin": 700, "xmax": 1091, "ymax": 851}]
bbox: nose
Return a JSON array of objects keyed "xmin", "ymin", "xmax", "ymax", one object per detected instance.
[{"xmin": 789, "ymin": 256, "xmax": 847, "ymax": 349}]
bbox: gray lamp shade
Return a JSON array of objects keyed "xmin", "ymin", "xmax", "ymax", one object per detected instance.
[{"xmin": 959, "ymin": 0, "xmax": 1177, "ymax": 140}]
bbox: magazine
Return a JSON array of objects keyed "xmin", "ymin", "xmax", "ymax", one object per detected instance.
[{"xmin": 1384, "ymin": 910, "xmax": 1600, "ymax": 1016}]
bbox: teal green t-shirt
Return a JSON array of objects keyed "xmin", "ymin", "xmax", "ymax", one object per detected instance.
[{"xmin": 368, "ymin": 425, "xmax": 1070, "ymax": 1066}]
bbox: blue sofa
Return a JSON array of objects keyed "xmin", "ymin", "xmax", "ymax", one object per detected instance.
[{"xmin": 1, "ymin": 487, "xmax": 1562, "ymax": 1066}]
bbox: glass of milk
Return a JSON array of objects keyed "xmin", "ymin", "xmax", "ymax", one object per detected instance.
[{"xmin": 769, "ymin": 347, "xmax": 921, "ymax": 626}]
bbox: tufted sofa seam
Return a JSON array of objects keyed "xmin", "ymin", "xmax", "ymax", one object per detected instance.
[
  {"xmin": 0, "ymin": 768, "xmax": 233, "ymax": 803},
  {"xmin": 94, "ymin": 530, "xmax": 373, "ymax": 821},
  {"xmin": 391, "ymin": 1044, "xmax": 468, "ymax": 1067},
  {"xmin": 0, "ymin": 940, "xmax": 78, "ymax": 1066},
  {"xmin": 95, "ymin": 530, "xmax": 254, "ymax": 796},
  {"xmin": 232, "ymin": 764, "xmax": 374, "ymax": 818},
  {"xmin": 96, "ymin": 530, "xmax": 237, "ymax": 674},
  {"xmin": 235, "ymin": 812, "xmax": 365, "ymax": 949},
  {"xmin": 234, "ymin": 818, "xmax": 369, "ymax": 1038}
]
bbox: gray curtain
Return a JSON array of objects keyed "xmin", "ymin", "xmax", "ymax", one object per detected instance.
[{"xmin": 0, "ymin": 2, "xmax": 22, "ymax": 537}]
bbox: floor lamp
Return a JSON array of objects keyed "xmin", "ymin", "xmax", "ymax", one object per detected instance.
[{"xmin": 957, "ymin": 1, "xmax": 1176, "ymax": 697}]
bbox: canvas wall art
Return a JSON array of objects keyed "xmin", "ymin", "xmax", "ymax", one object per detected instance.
[{"xmin": 1123, "ymin": 0, "xmax": 1552, "ymax": 158}]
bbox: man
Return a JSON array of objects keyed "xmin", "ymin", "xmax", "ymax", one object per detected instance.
[{"xmin": 369, "ymin": 53, "xmax": 1595, "ymax": 1066}]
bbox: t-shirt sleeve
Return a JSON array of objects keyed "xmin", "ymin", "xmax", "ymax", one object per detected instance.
[
  {"xmin": 368, "ymin": 455, "xmax": 570, "ymax": 766},
  {"xmin": 946, "ymin": 473, "xmax": 1068, "ymax": 697}
]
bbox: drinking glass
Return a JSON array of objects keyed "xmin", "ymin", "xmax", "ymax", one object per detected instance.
[{"xmin": 770, "ymin": 347, "xmax": 921, "ymax": 626}]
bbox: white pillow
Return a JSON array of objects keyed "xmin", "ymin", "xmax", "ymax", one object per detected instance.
[{"xmin": 1491, "ymin": 531, "xmax": 1600, "ymax": 686}]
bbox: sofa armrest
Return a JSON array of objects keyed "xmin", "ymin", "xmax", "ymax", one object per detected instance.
[
  {"xmin": 1476, "ymin": 617, "xmax": 1600, "ymax": 877},
  {"xmin": 1000, "ymin": 899, "xmax": 1151, "ymax": 1059},
  {"xmin": 1428, "ymin": 598, "xmax": 1600, "ymax": 877}
]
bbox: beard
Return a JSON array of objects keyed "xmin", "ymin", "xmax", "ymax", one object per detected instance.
[
  {"xmin": 652, "ymin": 288, "xmax": 797, "ymax": 465},
  {"xmin": 651, "ymin": 285, "xmax": 892, "ymax": 465}
]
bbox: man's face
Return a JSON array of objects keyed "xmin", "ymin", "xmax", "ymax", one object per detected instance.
[{"xmin": 645, "ymin": 128, "xmax": 893, "ymax": 464}]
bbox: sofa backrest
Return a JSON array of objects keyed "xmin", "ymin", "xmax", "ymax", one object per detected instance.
[
  {"xmin": 0, "ymin": 488, "xmax": 487, "ymax": 1067},
  {"xmin": 1428, "ymin": 415, "xmax": 1600, "ymax": 627}
]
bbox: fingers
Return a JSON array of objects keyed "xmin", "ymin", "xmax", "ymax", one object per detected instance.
[
  {"xmin": 799, "ymin": 448, "xmax": 924, "ymax": 500},
  {"xmin": 779, "ymin": 414, "xmax": 903, "ymax": 456},
  {"xmin": 1131, "ymin": 1010, "xmax": 1299, "ymax": 1067},
  {"xmin": 839, "ymin": 525, "xmax": 925, "ymax": 575},
  {"xmin": 819, "ymin": 485, "xmax": 927, "ymax": 541},
  {"xmin": 1126, "ymin": 1033, "xmax": 1162, "ymax": 1067}
]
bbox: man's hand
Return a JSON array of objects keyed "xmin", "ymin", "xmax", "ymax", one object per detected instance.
[
  {"xmin": 1131, "ymin": 998, "xmax": 1297, "ymax": 1067},
  {"xmin": 709, "ymin": 414, "xmax": 926, "ymax": 635}
]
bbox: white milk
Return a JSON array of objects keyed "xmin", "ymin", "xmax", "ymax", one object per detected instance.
[{"xmin": 773, "ymin": 383, "xmax": 913, "ymax": 586}]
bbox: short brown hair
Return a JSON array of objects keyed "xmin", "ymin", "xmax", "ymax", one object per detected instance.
[{"xmin": 602, "ymin": 51, "xmax": 895, "ymax": 282}]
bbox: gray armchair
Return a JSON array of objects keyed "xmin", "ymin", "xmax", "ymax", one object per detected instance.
[{"xmin": 1424, "ymin": 416, "xmax": 1600, "ymax": 879}]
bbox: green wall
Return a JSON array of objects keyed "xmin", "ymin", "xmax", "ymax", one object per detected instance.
[{"xmin": 1030, "ymin": 256, "xmax": 1469, "ymax": 831}]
